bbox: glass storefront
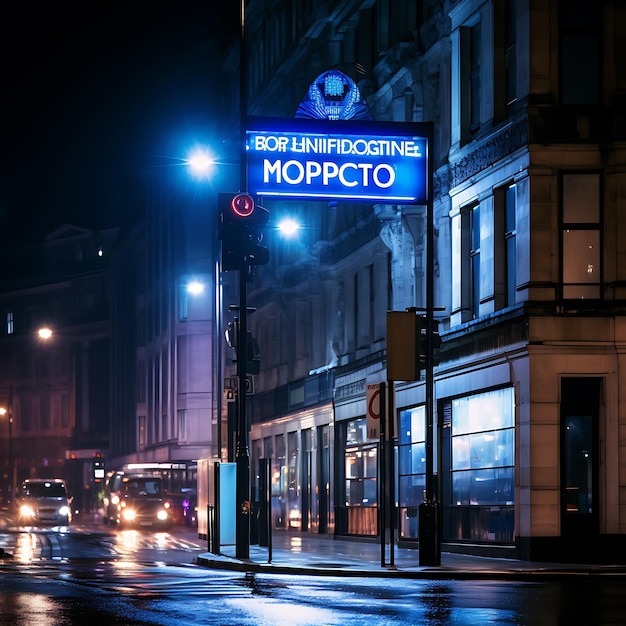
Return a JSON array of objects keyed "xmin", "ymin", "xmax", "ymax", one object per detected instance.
[
  {"xmin": 398, "ymin": 405, "xmax": 426, "ymax": 539},
  {"xmin": 337, "ymin": 417, "xmax": 378, "ymax": 535},
  {"xmin": 442, "ymin": 387, "xmax": 515, "ymax": 543},
  {"xmin": 398, "ymin": 387, "xmax": 515, "ymax": 543}
]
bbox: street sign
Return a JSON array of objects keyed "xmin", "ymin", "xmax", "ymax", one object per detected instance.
[
  {"xmin": 223, "ymin": 376, "xmax": 254, "ymax": 395},
  {"xmin": 366, "ymin": 383, "xmax": 382, "ymax": 439}
]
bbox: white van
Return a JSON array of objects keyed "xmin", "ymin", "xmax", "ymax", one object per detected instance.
[{"xmin": 17, "ymin": 478, "xmax": 72, "ymax": 526}]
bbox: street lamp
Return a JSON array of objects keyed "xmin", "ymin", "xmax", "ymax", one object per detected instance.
[
  {"xmin": 38, "ymin": 327, "xmax": 53, "ymax": 340},
  {"xmin": 0, "ymin": 387, "xmax": 14, "ymax": 504},
  {"xmin": 186, "ymin": 147, "xmax": 217, "ymax": 180},
  {"xmin": 277, "ymin": 217, "xmax": 300, "ymax": 238},
  {"xmin": 187, "ymin": 280, "xmax": 205, "ymax": 296}
]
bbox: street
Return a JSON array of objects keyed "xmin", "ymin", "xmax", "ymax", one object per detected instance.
[{"xmin": 1, "ymin": 513, "xmax": 625, "ymax": 625}]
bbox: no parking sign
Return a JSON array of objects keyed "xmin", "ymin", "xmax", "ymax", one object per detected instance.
[
  {"xmin": 366, "ymin": 383, "xmax": 382, "ymax": 439},
  {"xmin": 366, "ymin": 382, "xmax": 396, "ymax": 440}
]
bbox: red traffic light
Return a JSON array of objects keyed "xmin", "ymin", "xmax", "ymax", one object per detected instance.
[{"xmin": 231, "ymin": 193, "xmax": 255, "ymax": 218}]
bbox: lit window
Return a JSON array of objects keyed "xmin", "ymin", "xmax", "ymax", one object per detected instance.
[{"xmin": 562, "ymin": 174, "xmax": 601, "ymax": 299}]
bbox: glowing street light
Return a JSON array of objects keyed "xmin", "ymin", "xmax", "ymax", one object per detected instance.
[
  {"xmin": 277, "ymin": 217, "xmax": 300, "ymax": 238},
  {"xmin": 187, "ymin": 280, "xmax": 205, "ymax": 296},
  {"xmin": 38, "ymin": 327, "xmax": 53, "ymax": 340},
  {"xmin": 186, "ymin": 148, "xmax": 216, "ymax": 179}
]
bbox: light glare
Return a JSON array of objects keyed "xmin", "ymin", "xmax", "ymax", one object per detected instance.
[
  {"xmin": 187, "ymin": 149, "xmax": 215, "ymax": 178},
  {"xmin": 187, "ymin": 281, "xmax": 205, "ymax": 295},
  {"xmin": 278, "ymin": 217, "xmax": 300, "ymax": 237}
]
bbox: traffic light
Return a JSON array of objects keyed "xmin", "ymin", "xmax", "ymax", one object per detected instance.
[
  {"xmin": 218, "ymin": 192, "xmax": 270, "ymax": 271},
  {"xmin": 246, "ymin": 331, "xmax": 261, "ymax": 375},
  {"xmin": 386, "ymin": 310, "xmax": 425, "ymax": 381},
  {"xmin": 431, "ymin": 319, "xmax": 442, "ymax": 366},
  {"xmin": 93, "ymin": 459, "xmax": 105, "ymax": 482},
  {"xmin": 226, "ymin": 323, "xmax": 261, "ymax": 375}
]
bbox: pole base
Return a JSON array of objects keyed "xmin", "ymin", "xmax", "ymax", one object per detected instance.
[{"xmin": 418, "ymin": 501, "xmax": 441, "ymax": 566}]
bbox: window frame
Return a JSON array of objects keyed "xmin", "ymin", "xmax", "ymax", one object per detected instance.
[{"xmin": 560, "ymin": 172, "xmax": 603, "ymax": 300}]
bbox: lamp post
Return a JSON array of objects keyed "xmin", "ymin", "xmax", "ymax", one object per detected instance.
[
  {"xmin": 233, "ymin": 0, "xmax": 251, "ymax": 560},
  {"xmin": 186, "ymin": 152, "xmax": 226, "ymax": 463},
  {"xmin": 0, "ymin": 386, "xmax": 14, "ymax": 504}
]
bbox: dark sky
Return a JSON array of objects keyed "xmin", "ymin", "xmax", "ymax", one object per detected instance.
[{"xmin": 0, "ymin": 4, "xmax": 239, "ymax": 244}]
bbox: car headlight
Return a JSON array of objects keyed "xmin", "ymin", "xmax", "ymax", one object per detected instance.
[
  {"xmin": 157, "ymin": 509, "xmax": 169, "ymax": 521},
  {"xmin": 58, "ymin": 506, "xmax": 70, "ymax": 517},
  {"xmin": 20, "ymin": 504, "xmax": 36, "ymax": 518},
  {"xmin": 122, "ymin": 508, "xmax": 136, "ymax": 521}
]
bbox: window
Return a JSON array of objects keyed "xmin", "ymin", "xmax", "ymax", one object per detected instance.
[
  {"xmin": 343, "ymin": 418, "xmax": 377, "ymax": 506},
  {"xmin": 494, "ymin": 0, "xmax": 517, "ymax": 120},
  {"xmin": 442, "ymin": 387, "xmax": 515, "ymax": 543},
  {"xmin": 470, "ymin": 203, "xmax": 481, "ymax": 319},
  {"xmin": 138, "ymin": 415, "xmax": 146, "ymax": 450},
  {"xmin": 495, "ymin": 183, "xmax": 517, "ymax": 309},
  {"xmin": 504, "ymin": 185, "xmax": 517, "ymax": 306},
  {"xmin": 455, "ymin": 202, "xmax": 481, "ymax": 323},
  {"xmin": 460, "ymin": 20, "xmax": 481, "ymax": 142},
  {"xmin": 398, "ymin": 405, "xmax": 426, "ymax": 531},
  {"xmin": 504, "ymin": 0, "xmax": 517, "ymax": 110},
  {"xmin": 559, "ymin": 0, "xmax": 601, "ymax": 105},
  {"xmin": 177, "ymin": 410, "xmax": 185, "ymax": 441},
  {"xmin": 562, "ymin": 173, "xmax": 601, "ymax": 299},
  {"xmin": 6, "ymin": 312, "xmax": 13, "ymax": 335}
]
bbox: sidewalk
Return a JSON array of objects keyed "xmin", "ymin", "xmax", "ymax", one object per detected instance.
[{"xmin": 196, "ymin": 531, "xmax": 626, "ymax": 580}]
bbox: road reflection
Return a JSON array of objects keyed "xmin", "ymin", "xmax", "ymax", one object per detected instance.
[{"xmin": 15, "ymin": 532, "xmax": 38, "ymax": 563}]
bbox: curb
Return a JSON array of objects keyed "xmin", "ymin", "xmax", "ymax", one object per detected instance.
[{"xmin": 195, "ymin": 554, "xmax": 626, "ymax": 581}]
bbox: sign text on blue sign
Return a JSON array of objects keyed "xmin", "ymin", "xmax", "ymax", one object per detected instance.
[{"xmin": 246, "ymin": 117, "xmax": 430, "ymax": 204}]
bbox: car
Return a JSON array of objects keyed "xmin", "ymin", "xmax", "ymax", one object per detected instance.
[
  {"xmin": 16, "ymin": 478, "xmax": 72, "ymax": 526},
  {"xmin": 102, "ymin": 470, "xmax": 124, "ymax": 525},
  {"xmin": 182, "ymin": 490, "xmax": 198, "ymax": 527},
  {"xmin": 104, "ymin": 474, "xmax": 172, "ymax": 529},
  {"xmin": 164, "ymin": 488, "xmax": 198, "ymax": 527}
]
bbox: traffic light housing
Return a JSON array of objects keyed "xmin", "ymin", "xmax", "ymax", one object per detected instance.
[
  {"xmin": 430, "ymin": 319, "xmax": 442, "ymax": 366},
  {"xmin": 226, "ymin": 320, "xmax": 261, "ymax": 375},
  {"xmin": 386, "ymin": 310, "xmax": 425, "ymax": 381},
  {"xmin": 93, "ymin": 459, "xmax": 105, "ymax": 482},
  {"xmin": 218, "ymin": 193, "xmax": 270, "ymax": 271}
]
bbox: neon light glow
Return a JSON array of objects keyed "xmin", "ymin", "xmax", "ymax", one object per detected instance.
[{"xmin": 246, "ymin": 117, "xmax": 429, "ymax": 204}]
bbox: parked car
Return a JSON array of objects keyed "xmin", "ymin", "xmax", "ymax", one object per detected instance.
[
  {"xmin": 16, "ymin": 478, "xmax": 72, "ymax": 526},
  {"xmin": 182, "ymin": 489, "xmax": 198, "ymax": 527},
  {"xmin": 162, "ymin": 488, "xmax": 197, "ymax": 527},
  {"xmin": 103, "ymin": 474, "xmax": 172, "ymax": 529}
]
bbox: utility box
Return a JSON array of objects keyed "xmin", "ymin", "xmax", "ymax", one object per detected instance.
[{"xmin": 197, "ymin": 458, "xmax": 236, "ymax": 549}]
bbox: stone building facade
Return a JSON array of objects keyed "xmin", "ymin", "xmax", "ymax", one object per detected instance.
[{"xmin": 235, "ymin": 0, "xmax": 626, "ymax": 562}]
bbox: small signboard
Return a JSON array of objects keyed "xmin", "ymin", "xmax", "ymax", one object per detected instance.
[{"xmin": 366, "ymin": 382, "xmax": 382, "ymax": 440}]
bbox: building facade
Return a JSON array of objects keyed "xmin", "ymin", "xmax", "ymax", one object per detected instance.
[
  {"xmin": 98, "ymin": 0, "xmax": 626, "ymax": 563},
  {"xmin": 0, "ymin": 225, "xmax": 117, "ymax": 511},
  {"xmin": 227, "ymin": 0, "xmax": 626, "ymax": 562}
]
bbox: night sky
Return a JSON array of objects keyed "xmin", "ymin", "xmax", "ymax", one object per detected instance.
[{"xmin": 0, "ymin": 4, "xmax": 239, "ymax": 244}]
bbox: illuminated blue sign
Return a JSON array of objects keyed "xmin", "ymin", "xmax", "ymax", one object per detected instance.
[{"xmin": 246, "ymin": 117, "xmax": 430, "ymax": 204}]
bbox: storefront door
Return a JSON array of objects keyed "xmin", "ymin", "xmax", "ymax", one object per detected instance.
[{"xmin": 560, "ymin": 377, "xmax": 601, "ymax": 541}]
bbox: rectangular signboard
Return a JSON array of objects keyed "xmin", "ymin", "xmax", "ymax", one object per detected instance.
[{"xmin": 246, "ymin": 117, "xmax": 430, "ymax": 204}]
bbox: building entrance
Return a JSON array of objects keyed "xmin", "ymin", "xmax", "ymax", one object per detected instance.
[{"xmin": 560, "ymin": 377, "xmax": 601, "ymax": 543}]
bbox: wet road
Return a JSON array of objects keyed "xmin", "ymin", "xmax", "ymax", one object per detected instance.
[{"xmin": 1, "ymin": 515, "xmax": 625, "ymax": 625}]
